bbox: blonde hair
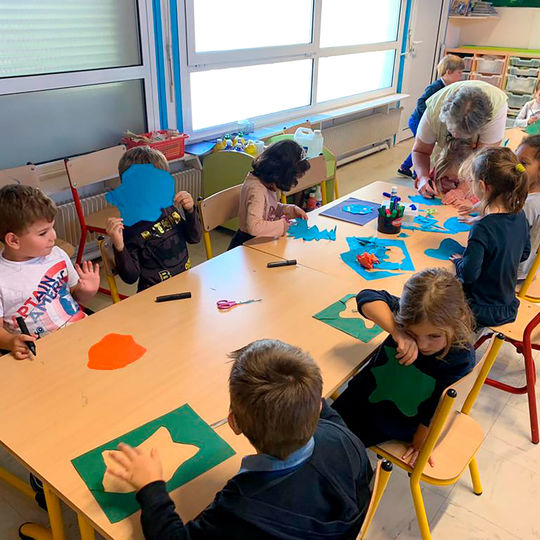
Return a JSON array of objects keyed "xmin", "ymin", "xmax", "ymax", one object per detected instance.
[
  {"xmin": 433, "ymin": 138, "xmax": 473, "ymax": 193},
  {"xmin": 437, "ymin": 54, "xmax": 465, "ymax": 77},
  {"xmin": 118, "ymin": 146, "xmax": 169, "ymax": 177},
  {"xmin": 395, "ymin": 268, "xmax": 474, "ymax": 358}
]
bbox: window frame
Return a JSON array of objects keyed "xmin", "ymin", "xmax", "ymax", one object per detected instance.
[{"xmin": 177, "ymin": 0, "xmax": 407, "ymax": 141}]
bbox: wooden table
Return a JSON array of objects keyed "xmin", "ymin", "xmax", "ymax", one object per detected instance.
[{"xmin": 1, "ymin": 247, "xmax": 387, "ymax": 539}]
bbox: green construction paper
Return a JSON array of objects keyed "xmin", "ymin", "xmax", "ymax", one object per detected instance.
[
  {"xmin": 526, "ymin": 121, "xmax": 540, "ymax": 136},
  {"xmin": 72, "ymin": 404, "xmax": 235, "ymax": 523},
  {"xmin": 313, "ymin": 294, "xmax": 384, "ymax": 342},
  {"xmin": 369, "ymin": 347, "xmax": 436, "ymax": 417}
]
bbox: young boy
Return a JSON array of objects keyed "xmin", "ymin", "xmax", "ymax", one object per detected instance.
[
  {"xmin": 398, "ymin": 54, "xmax": 465, "ymax": 178},
  {"xmin": 106, "ymin": 147, "xmax": 202, "ymax": 292},
  {"xmin": 108, "ymin": 339, "xmax": 373, "ymax": 539},
  {"xmin": 0, "ymin": 185, "xmax": 99, "ymax": 359}
]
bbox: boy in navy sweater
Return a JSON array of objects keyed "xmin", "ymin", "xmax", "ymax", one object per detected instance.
[
  {"xmin": 398, "ymin": 54, "xmax": 465, "ymax": 178},
  {"xmin": 107, "ymin": 339, "xmax": 373, "ymax": 539}
]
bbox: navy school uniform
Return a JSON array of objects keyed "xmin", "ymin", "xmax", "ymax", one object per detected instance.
[
  {"xmin": 332, "ymin": 290, "xmax": 476, "ymax": 448},
  {"xmin": 453, "ymin": 212, "xmax": 530, "ymax": 328}
]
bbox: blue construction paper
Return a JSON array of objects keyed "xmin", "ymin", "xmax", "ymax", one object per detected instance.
[
  {"xmin": 340, "ymin": 236, "xmax": 415, "ymax": 280},
  {"xmin": 425, "ymin": 238, "xmax": 466, "ymax": 260},
  {"xmin": 398, "ymin": 233, "xmax": 410, "ymax": 238},
  {"xmin": 402, "ymin": 215, "xmax": 472, "ymax": 235},
  {"xmin": 105, "ymin": 164, "xmax": 175, "ymax": 226},
  {"xmin": 287, "ymin": 219, "xmax": 336, "ymax": 241},
  {"xmin": 470, "ymin": 212, "xmax": 479, "ymax": 217},
  {"xmin": 343, "ymin": 204, "xmax": 373, "ymax": 215},
  {"xmin": 409, "ymin": 195, "xmax": 443, "ymax": 206},
  {"xmin": 319, "ymin": 198, "xmax": 380, "ymax": 226},
  {"xmin": 443, "ymin": 217, "xmax": 472, "ymax": 234}
]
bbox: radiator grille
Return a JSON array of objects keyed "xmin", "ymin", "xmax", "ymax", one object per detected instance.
[{"xmin": 54, "ymin": 168, "xmax": 203, "ymax": 254}]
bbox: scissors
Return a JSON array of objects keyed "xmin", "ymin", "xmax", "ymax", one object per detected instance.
[{"xmin": 217, "ymin": 299, "xmax": 262, "ymax": 311}]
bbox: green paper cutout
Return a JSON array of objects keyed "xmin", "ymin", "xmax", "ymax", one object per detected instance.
[
  {"xmin": 313, "ymin": 294, "xmax": 384, "ymax": 342},
  {"xmin": 369, "ymin": 347, "xmax": 436, "ymax": 417},
  {"xmin": 526, "ymin": 121, "xmax": 540, "ymax": 136},
  {"xmin": 72, "ymin": 404, "xmax": 235, "ymax": 523}
]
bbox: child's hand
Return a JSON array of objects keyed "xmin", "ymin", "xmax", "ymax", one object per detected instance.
[
  {"xmin": 458, "ymin": 215, "xmax": 481, "ymax": 225},
  {"xmin": 106, "ymin": 443, "xmax": 163, "ymax": 491},
  {"xmin": 282, "ymin": 218, "xmax": 291, "ymax": 233},
  {"xmin": 106, "ymin": 217, "xmax": 125, "ymax": 251},
  {"xmin": 9, "ymin": 334, "xmax": 37, "ymax": 360},
  {"xmin": 174, "ymin": 191, "xmax": 195, "ymax": 213},
  {"xmin": 417, "ymin": 176, "xmax": 438, "ymax": 198},
  {"xmin": 456, "ymin": 200, "xmax": 474, "ymax": 215},
  {"xmin": 391, "ymin": 328, "xmax": 418, "ymax": 366},
  {"xmin": 75, "ymin": 261, "xmax": 101, "ymax": 295},
  {"xmin": 449, "ymin": 253, "xmax": 463, "ymax": 262},
  {"xmin": 528, "ymin": 115, "xmax": 539, "ymax": 126},
  {"xmin": 293, "ymin": 206, "xmax": 308, "ymax": 220},
  {"xmin": 402, "ymin": 425, "xmax": 434, "ymax": 468}
]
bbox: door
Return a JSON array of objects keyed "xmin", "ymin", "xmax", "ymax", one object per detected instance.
[{"xmin": 398, "ymin": 0, "xmax": 447, "ymax": 142}]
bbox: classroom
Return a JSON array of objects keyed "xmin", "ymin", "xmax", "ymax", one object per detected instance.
[{"xmin": 1, "ymin": 0, "xmax": 540, "ymax": 538}]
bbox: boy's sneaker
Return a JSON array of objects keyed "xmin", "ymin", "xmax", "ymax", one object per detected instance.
[{"xmin": 397, "ymin": 168, "xmax": 413, "ymax": 178}]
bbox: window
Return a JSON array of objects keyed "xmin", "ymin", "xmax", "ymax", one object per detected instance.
[
  {"xmin": 0, "ymin": 0, "xmax": 157, "ymax": 169},
  {"xmin": 178, "ymin": 0, "xmax": 405, "ymax": 139}
]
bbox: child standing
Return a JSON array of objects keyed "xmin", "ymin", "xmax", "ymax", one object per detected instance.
[
  {"xmin": 517, "ymin": 135, "xmax": 540, "ymax": 280},
  {"xmin": 332, "ymin": 269, "xmax": 475, "ymax": 466},
  {"xmin": 0, "ymin": 185, "xmax": 99, "ymax": 359},
  {"xmin": 106, "ymin": 147, "xmax": 201, "ymax": 292},
  {"xmin": 107, "ymin": 339, "xmax": 373, "ymax": 539},
  {"xmin": 398, "ymin": 54, "xmax": 465, "ymax": 178},
  {"xmin": 514, "ymin": 84, "xmax": 540, "ymax": 129},
  {"xmin": 450, "ymin": 147, "xmax": 530, "ymax": 327},
  {"xmin": 229, "ymin": 140, "xmax": 309, "ymax": 250}
]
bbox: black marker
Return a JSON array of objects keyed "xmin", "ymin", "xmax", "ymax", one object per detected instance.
[
  {"xmin": 267, "ymin": 259, "xmax": 297, "ymax": 268},
  {"xmin": 155, "ymin": 292, "xmax": 192, "ymax": 302},
  {"xmin": 15, "ymin": 316, "xmax": 36, "ymax": 356}
]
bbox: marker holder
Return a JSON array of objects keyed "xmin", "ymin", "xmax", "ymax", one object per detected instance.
[{"xmin": 377, "ymin": 213, "xmax": 402, "ymax": 235}]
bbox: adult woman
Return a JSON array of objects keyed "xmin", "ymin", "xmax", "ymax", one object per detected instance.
[{"xmin": 412, "ymin": 80, "xmax": 508, "ymax": 197}]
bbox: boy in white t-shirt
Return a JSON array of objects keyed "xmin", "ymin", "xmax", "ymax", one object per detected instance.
[{"xmin": 0, "ymin": 185, "xmax": 100, "ymax": 359}]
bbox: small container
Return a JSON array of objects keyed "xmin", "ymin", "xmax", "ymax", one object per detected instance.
[
  {"xmin": 507, "ymin": 91, "xmax": 532, "ymax": 109},
  {"xmin": 476, "ymin": 56, "xmax": 505, "ymax": 75},
  {"xmin": 471, "ymin": 72, "xmax": 502, "ymax": 87},
  {"xmin": 377, "ymin": 213, "xmax": 402, "ymax": 235},
  {"xmin": 510, "ymin": 57, "xmax": 540, "ymax": 69},
  {"xmin": 506, "ymin": 74, "xmax": 537, "ymax": 94},
  {"xmin": 462, "ymin": 56, "xmax": 473, "ymax": 71}
]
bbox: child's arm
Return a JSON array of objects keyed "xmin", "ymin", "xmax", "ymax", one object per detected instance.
[
  {"xmin": 415, "ymin": 79, "xmax": 444, "ymax": 119},
  {"xmin": 277, "ymin": 203, "xmax": 308, "ymax": 221},
  {"xmin": 514, "ymin": 102, "xmax": 532, "ymax": 129},
  {"xmin": 451, "ymin": 231, "xmax": 485, "ymax": 283},
  {"xmin": 245, "ymin": 185, "xmax": 288, "ymax": 237},
  {"xmin": 174, "ymin": 191, "xmax": 202, "ymax": 244},
  {"xmin": 521, "ymin": 229, "xmax": 531, "ymax": 263},
  {"xmin": 106, "ymin": 217, "xmax": 141, "ymax": 285},
  {"xmin": 402, "ymin": 424, "xmax": 434, "ymax": 468},
  {"xmin": 0, "ymin": 327, "xmax": 37, "ymax": 360},
  {"xmin": 71, "ymin": 261, "xmax": 100, "ymax": 304}
]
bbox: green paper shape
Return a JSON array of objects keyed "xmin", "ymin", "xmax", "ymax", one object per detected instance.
[
  {"xmin": 313, "ymin": 294, "xmax": 384, "ymax": 342},
  {"xmin": 526, "ymin": 121, "xmax": 540, "ymax": 136},
  {"xmin": 369, "ymin": 347, "xmax": 436, "ymax": 417},
  {"xmin": 72, "ymin": 404, "xmax": 235, "ymax": 523}
]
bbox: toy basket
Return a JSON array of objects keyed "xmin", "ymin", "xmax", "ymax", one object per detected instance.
[{"xmin": 122, "ymin": 130, "xmax": 189, "ymax": 160}]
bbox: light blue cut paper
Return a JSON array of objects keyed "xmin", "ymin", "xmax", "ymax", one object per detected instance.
[
  {"xmin": 409, "ymin": 195, "xmax": 443, "ymax": 206},
  {"xmin": 105, "ymin": 164, "xmax": 175, "ymax": 226},
  {"xmin": 398, "ymin": 233, "xmax": 410, "ymax": 238},
  {"xmin": 402, "ymin": 215, "xmax": 472, "ymax": 234},
  {"xmin": 425, "ymin": 238, "xmax": 466, "ymax": 260},
  {"xmin": 287, "ymin": 219, "xmax": 336, "ymax": 241},
  {"xmin": 342, "ymin": 204, "xmax": 373, "ymax": 215},
  {"xmin": 443, "ymin": 217, "xmax": 472, "ymax": 234}
]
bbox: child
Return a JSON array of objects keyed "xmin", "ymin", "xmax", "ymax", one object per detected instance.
[
  {"xmin": 105, "ymin": 147, "xmax": 202, "ymax": 292},
  {"xmin": 0, "ymin": 185, "xmax": 99, "ymax": 359},
  {"xmin": 517, "ymin": 135, "xmax": 540, "ymax": 280},
  {"xmin": 398, "ymin": 54, "xmax": 465, "ymax": 178},
  {"xmin": 514, "ymin": 83, "xmax": 540, "ymax": 129},
  {"xmin": 332, "ymin": 269, "xmax": 475, "ymax": 467},
  {"xmin": 450, "ymin": 147, "xmax": 530, "ymax": 327},
  {"xmin": 107, "ymin": 339, "xmax": 373, "ymax": 539},
  {"xmin": 229, "ymin": 140, "xmax": 309, "ymax": 250}
]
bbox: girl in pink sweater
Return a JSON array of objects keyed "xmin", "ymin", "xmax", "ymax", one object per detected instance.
[{"xmin": 229, "ymin": 140, "xmax": 309, "ymax": 249}]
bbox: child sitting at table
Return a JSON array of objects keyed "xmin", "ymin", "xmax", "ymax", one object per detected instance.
[
  {"xmin": 514, "ymin": 83, "xmax": 540, "ymax": 129},
  {"xmin": 228, "ymin": 140, "xmax": 309, "ymax": 249},
  {"xmin": 450, "ymin": 147, "xmax": 530, "ymax": 327},
  {"xmin": 517, "ymin": 135, "xmax": 540, "ymax": 280},
  {"xmin": 0, "ymin": 185, "xmax": 99, "ymax": 359},
  {"xmin": 107, "ymin": 339, "xmax": 373, "ymax": 539},
  {"xmin": 106, "ymin": 147, "xmax": 202, "ymax": 292},
  {"xmin": 332, "ymin": 269, "xmax": 475, "ymax": 467}
]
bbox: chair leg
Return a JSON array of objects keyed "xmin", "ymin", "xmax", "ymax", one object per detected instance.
[
  {"xmin": 320, "ymin": 181, "xmax": 327, "ymax": 206},
  {"xmin": 76, "ymin": 227, "xmax": 88, "ymax": 266},
  {"xmin": 468, "ymin": 457, "xmax": 483, "ymax": 495},
  {"xmin": 523, "ymin": 347, "xmax": 539, "ymax": 444},
  {"xmin": 77, "ymin": 514, "xmax": 96, "ymax": 540},
  {"xmin": 203, "ymin": 231, "xmax": 213, "ymax": 259},
  {"xmin": 410, "ymin": 478, "xmax": 431, "ymax": 540},
  {"xmin": 334, "ymin": 173, "xmax": 339, "ymax": 199}
]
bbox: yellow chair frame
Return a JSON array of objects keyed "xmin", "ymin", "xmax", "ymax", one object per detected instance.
[
  {"xmin": 518, "ymin": 244, "xmax": 540, "ymax": 303},
  {"xmin": 97, "ymin": 236, "xmax": 121, "ymax": 304}
]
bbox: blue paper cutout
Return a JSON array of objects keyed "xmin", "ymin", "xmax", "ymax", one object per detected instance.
[
  {"xmin": 287, "ymin": 219, "xmax": 336, "ymax": 241},
  {"xmin": 398, "ymin": 233, "xmax": 410, "ymax": 238},
  {"xmin": 443, "ymin": 217, "xmax": 472, "ymax": 234},
  {"xmin": 340, "ymin": 236, "xmax": 415, "ymax": 280},
  {"xmin": 342, "ymin": 204, "xmax": 373, "ymax": 215},
  {"xmin": 402, "ymin": 215, "xmax": 472, "ymax": 235},
  {"xmin": 424, "ymin": 238, "xmax": 466, "ymax": 260},
  {"xmin": 105, "ymin": 164, "xmax": 175, "ymax": 226},
  {"xmin": 409, "ymin": 195, "xmax": 443, "ymax": 206}
]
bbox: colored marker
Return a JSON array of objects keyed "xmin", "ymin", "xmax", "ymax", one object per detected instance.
[
  {"xmin": 15, "ymin": 317, "xmax": 36, "ymax": 356},
  {"xmin": 267, "ymin": 259, "xmax": 297, "ymax": 268},
  {"xmin": 155, "ymin": 292, "xmax": 192, "ymax": 302}
]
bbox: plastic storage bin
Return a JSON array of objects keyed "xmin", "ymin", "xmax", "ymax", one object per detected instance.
[
  {"xmin": 509, "ymin": 57, "xmax": 540, "ymax": 69},
  {"xmin": 472, "ymin": 73, "xmax": 502, "ymax": 87},
  {"xmin": 508, "ymin": 66, "xmax": 539, "ymax": 78},
  {"xmin": 476, "ymin": 57, "xmax": 505, "ymax": 74},
  {"xmin": 463, "ymin": 56, "xmax": 474, "ymax": 71},
  {"xmin": 461, "ymin": 72, "xmax": 470, "ymax": 81},
  {"xmin": 506, "ymin": 74, "xmax": 538, "ymax": 94},
  {"xmin": 122, "ymin": 130, "xmax": 189, "ymax": 160},
  {"xmin": 507, "ymin": 91, "xmax": 532, "ymax": 109}
]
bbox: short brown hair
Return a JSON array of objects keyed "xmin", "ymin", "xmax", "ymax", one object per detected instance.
[
  {"xmin": 0, "ymin": 184, "xmax": 57, "ymax": 241},
  {"xmin": 118, "ymin": 146, "xmax": 169, "ymax": 177},
  {"xmin": 437, "ymin": 54, "xmax": 465, "ymax": 77},
  {"xmin": 229, "ymin": 339, "xmax": 322, "ymax": 459},
  {"xmin": 470, "ymin": 146, "xmax": 528, "ymax": 213},
  {"xmin": 395, "ymin": 268, "xmax": 474, "ymax": 357}
]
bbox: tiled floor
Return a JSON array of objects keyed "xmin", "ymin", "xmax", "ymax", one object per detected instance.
[{"xmin": 2, "ymin": 140, "xmax": 538, "ymax": 539}]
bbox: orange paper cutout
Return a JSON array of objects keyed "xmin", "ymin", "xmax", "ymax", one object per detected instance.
[{"xmin": 87, "ymin": 333, "xmax": 146, "ymax": 370}]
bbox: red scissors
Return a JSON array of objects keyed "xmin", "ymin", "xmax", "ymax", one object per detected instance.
[{"xmin": 217, "ymin": 299, "xmax": 262, "ymax": 311}]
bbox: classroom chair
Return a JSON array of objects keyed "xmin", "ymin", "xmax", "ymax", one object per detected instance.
[
  {"xmin": 198, "ymin": 184, "xmax": 242, "ymax": 259},
  {"xmin": 64, "ymin": 145, "xmax": 125, "ymax": 267},
  {"xmin": 517, "ymin": 244, "xmax": 540, "ymax": 303},
  {"xmin": 201, "ymin": 149, "xmax": 253, "ymax": 198},
  {"xmin": 0, "ymin": 164, "xmax": 40, "ymax": 188},
  {"xmin": 97, "ymin": 236, "xmax": 121, "ymax": 304},
  {"xmin": 280, "ymin": 155, "xmax": 328, "ymax": 205},
  {"xmin": 371, "ymin": 335, "xmax": 504, "ymax": 540}
]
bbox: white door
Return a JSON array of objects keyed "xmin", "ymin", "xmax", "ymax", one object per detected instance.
[{"xmin": 398, "ymin": 0, "xmax": 446, "ymax": 142}]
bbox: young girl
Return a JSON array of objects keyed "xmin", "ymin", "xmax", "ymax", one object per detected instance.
[
  {"xmin": 450, "ymin": 147, "xmax": 530, "ymax": 327},
  {"xmin": 332, "ymin": 269, "xmax": 475, "ymax": 466},
  {"xmin": 517, "ymin": 135, "xmax": 540, "ymax": 280},
  {"xmin": 514, "ymin": 83, "xmax": 540, "ymax": 129},
  {"xmin": 229, "ymin": 140, "xmax": 309, "ymax": 250}
]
